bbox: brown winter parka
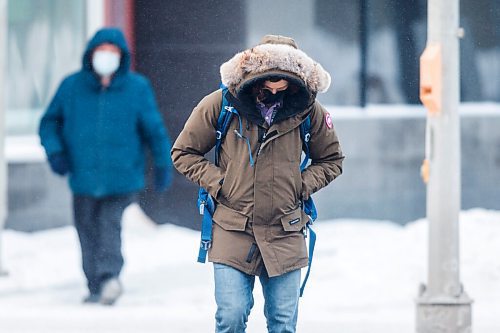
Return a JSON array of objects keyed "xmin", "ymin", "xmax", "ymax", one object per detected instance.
[{"xmin": 171, "ymin": 35, "xmax": 344, "ymax": 277}]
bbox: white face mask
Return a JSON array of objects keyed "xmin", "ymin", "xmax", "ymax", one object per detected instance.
[{"xmin": 92, "ymin": 50, "xmax": 121, "ymax": 77}]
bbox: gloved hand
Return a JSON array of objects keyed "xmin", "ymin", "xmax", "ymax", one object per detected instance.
[
  {"xmin": 154, "ymin": 166, "xmax": 173, "ymax": 192},
  {"xmin": 48, "ymin": 153, "xmax": 70, "ymax": 176}
]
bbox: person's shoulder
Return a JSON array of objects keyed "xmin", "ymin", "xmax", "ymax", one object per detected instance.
[
  {"xmin": 309, "ymin": 99, "xmax": 328, "ymax": 117},
  {"xmin": 190, "ymin": 89, "xmax": 223, "ymax": 122},
  {"xmin": 308, "ymin": 99, "xmax": 333, "ymax": 126},
  {"xmin": 127, "ymin": 72, "xmax": 151, "ymax": 87},
  {"xmin": 193, "ymin": 89, "xmax": 224, "ymax": 117},
  {"xmin": 56, "ymin": 71, "xmax": 85, "ymax": 91},
  {"xmin": 198, "ymin": 89, "xmax": 223, "ymax": 108},
  {"xmin": 308, "ymin": 99, "xmax": 338, "ymax": 134}
]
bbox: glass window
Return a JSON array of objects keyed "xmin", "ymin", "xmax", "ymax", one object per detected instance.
[
  {"xmin": 461, "ymin": 0, "xmax": 500, "ymax": 102},
  {"xmin": 366, "ymin": 0, "xmax": 500, "ymax": 104},
  {"xmin": 246, "ymin": 0, "xmax": 500, "ymax": 105},
  {"xmin": 7, "ymin": 0, "xmax": 85, "ymax": 136},
  {"xmin": 246, "ymin": 0, "xmax": 360, "ymax": 106}
]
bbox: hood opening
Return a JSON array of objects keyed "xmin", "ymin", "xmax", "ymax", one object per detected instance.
[
  {"xmin": 229, "ymin": 72, "xmax": 314, "ymax": 126},
  {"xmin": 220, "ymin": 36, "xmax": 331, "ymax": 97},
  {"xmin": 82, "ymin": 27, "xmax": 130, "ymax": 76}
]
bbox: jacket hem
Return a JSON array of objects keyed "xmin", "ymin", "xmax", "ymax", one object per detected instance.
[
  {"xmin": 271, "ymin": 261, "xmax": 308, "ymax": 278},
  {"xmin": 209, "ymin": 258, "xmax": 260, "ymax": 276},
  {"xmin": 209, "ymin": 258, "xmax": 308, "ymax": 278}
]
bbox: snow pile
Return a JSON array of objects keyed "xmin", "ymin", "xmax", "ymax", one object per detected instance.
[{"xmin": 0, "ymin": 205, "xmax": 499, "ymax": 333}]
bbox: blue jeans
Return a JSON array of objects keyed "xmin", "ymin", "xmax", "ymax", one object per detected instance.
[{"xmin": 214, "ymin": 263, "xmax": 301, "ymax": 333}]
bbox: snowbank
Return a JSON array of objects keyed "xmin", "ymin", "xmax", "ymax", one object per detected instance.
[{"xmin": 0, "ymin": 205, "xmax": 499, "ymax": 332}]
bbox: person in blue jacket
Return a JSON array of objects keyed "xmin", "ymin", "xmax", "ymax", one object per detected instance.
[{"xmin": 39, "ymin": 28, "xmax": 173, "ymax": 305}]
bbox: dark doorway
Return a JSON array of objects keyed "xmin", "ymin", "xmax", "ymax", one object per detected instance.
[{"xmin": 134, "ymin": 0, "xmax": 246, "ymax": 229}]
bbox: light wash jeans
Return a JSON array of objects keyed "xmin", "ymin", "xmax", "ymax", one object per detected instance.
[{"xmin": 214, "ymin": 263, "xmax": 301, "ymax": 333}]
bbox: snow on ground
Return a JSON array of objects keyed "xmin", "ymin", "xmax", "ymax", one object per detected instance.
[{"xmin": 0, "ymin": 205, "xmax": 499, "ymax": 333}]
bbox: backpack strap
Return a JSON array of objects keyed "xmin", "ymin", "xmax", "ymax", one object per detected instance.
[
  {"xmin": 197, "ymin": 87, "xmax": 235, "ymax": 263},
  {"xmin": 299, "ymin": 197, "xmax": 317, "ymax": 297},
  {"xmin": 300, "ymin": 223, "xmax": 316, "ymax": 296},
  {"xmin": 214, "ymin": 88, "xmax": 235, "ymax": 166},
  {"xmin": 197, "ymin": 187, "xmax": 215, "ymax": 263},
  {"xmin": 299, "ymin": 116, "xmax": 312, "ymax": 171},
  {"xmin": 299, "ymin": 114, "xmax": 318, "ymax": 297}
]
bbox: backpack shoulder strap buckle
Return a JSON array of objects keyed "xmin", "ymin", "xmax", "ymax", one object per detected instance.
[{"xmin": 200, "ymin": 240, "xmax": 212, "ymax": 251}]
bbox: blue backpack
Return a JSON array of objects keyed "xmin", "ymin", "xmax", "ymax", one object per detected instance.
[{"xmin": 197, "ymin": 87, "xmax": 317, "ymax": 297}]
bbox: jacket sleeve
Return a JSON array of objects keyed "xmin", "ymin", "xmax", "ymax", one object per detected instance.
[
  {"xmin": 170, "ymin": 90, "xmax": 225, "ymax": 198},
  {"xmin": 38, "ymin": 79, "xmax": 68, "ymax": 157},
  {"xmin": 138, "ymin": 79, "xmax": 173, "ymax": 168},
  {"xmin": 301, "ymin": 101, "xmax": 344, "ymax": 199}
]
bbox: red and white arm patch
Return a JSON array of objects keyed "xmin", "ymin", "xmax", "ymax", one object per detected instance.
[{"xmin": 325, "ymin": 113, "xmax": 333, "ymax": 129}]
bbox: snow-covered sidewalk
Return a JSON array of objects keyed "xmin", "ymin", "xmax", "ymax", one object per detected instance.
[{"xmin": 0, "ymin": 205, "xmax": 499, "ymax": 333}]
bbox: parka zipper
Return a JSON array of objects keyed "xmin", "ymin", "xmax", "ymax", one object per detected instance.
[
  {"xmin": 257, "ymin": 129, "xmax": 279, "ymax": 156},
  {"xmin": 95, "ymin": 86, "xmax": 107, "ymax": 195}
]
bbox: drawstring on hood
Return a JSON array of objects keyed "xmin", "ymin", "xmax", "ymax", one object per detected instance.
[{"xmin": 226, "ymin": 106, "xmax": 255, "ymax": 167}]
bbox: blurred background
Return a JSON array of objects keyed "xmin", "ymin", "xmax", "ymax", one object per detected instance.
[{"xmin": 3, "ymin": 0, "xmax": 500, "ymax": 232}]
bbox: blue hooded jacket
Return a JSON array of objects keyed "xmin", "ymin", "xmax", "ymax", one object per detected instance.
[{"xmin": 39, "ymin": 28, "xmax": 172, "ymax": 197}]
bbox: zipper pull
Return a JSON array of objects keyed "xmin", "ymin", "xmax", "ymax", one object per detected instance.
[{"xmin": 233, "ymin": 129, "xmax": 243, "ymax": 139}]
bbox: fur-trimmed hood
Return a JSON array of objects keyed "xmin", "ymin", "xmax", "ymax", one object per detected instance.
[{"xmin": 220, "ymin": 35, "xmax": 331, "ymax": 96}]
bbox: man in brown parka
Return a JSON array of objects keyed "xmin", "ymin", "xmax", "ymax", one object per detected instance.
[{"xmin": 171, "ymin": 35, "xmax": 344, "ymax": 333}]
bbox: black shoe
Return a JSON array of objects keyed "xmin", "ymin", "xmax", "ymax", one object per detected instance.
[
  {"xmin": 99, "ymin": 278, "xmax": 123, "ymax": 305},
  {"xmin": 82, "ymin": 293, "xmax": 101, "ymax": 304}
]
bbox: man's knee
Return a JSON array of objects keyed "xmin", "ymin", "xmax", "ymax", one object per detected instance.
[{"xmin": 215, "ymin": 303, "xmax": 251, "ymax": 332}]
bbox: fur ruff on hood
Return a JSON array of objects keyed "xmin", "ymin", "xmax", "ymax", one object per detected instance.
[{"xmin": 220, "ymin": 37, "xmax": 331, "ymax": 96}]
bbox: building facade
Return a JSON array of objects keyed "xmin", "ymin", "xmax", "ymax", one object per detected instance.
[{"xmin": 5, "ymin": 0, "xmax": 500, "ymax": 230}]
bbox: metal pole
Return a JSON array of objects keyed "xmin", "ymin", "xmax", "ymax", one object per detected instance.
[
  {"xmin": 0, "ymin": 0, "xmax": 8, "ymax": 276},
  {"xmin": 416, "ymin": 0, "xmax": 472, "ymax": 331},
  {"xmin": 359, "ymin": 0, "xmax": 368, "ymax": 107}
]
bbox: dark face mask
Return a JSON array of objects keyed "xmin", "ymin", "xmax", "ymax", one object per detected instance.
[{"xmin": 261, "ymin": 90, "xmax": 286, "ymax": 104}]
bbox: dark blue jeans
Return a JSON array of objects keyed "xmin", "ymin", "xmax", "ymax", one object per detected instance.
[{"xmin": 73, "ymin": 194, "xmax": 135, "ymax": 295}]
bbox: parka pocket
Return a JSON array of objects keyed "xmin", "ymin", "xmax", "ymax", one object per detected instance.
[
  {"xmin": 217, "ymin": 161, "xmax": 232, "ymax": 201},
  {"xmin": 280, "ymin": 207, "xmax": 309, "ymax": 232},
  {"xmin": 217, "ymin": 159, "xmax": 252, "ymax": 205},
  {"xmin": 213, "ymin": 203, "xmax": 248, "ymax": 231}
]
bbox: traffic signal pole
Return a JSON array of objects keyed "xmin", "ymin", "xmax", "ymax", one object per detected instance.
[
  {"xmin": 416, "ymin": 0, "xmax": 472, "ymax": 331},
  {"xmin": 0, "ymin": 0, "xmax": 8, "ymax": 276}
]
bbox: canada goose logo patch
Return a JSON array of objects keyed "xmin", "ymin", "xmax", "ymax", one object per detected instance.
[
  {"xmin": 289, "ymin": 218, "xmax": 300, "ymax": 225},
  {"xmin": 325, "ymin": 113, "xmax": 333, "ymax": 129}
]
